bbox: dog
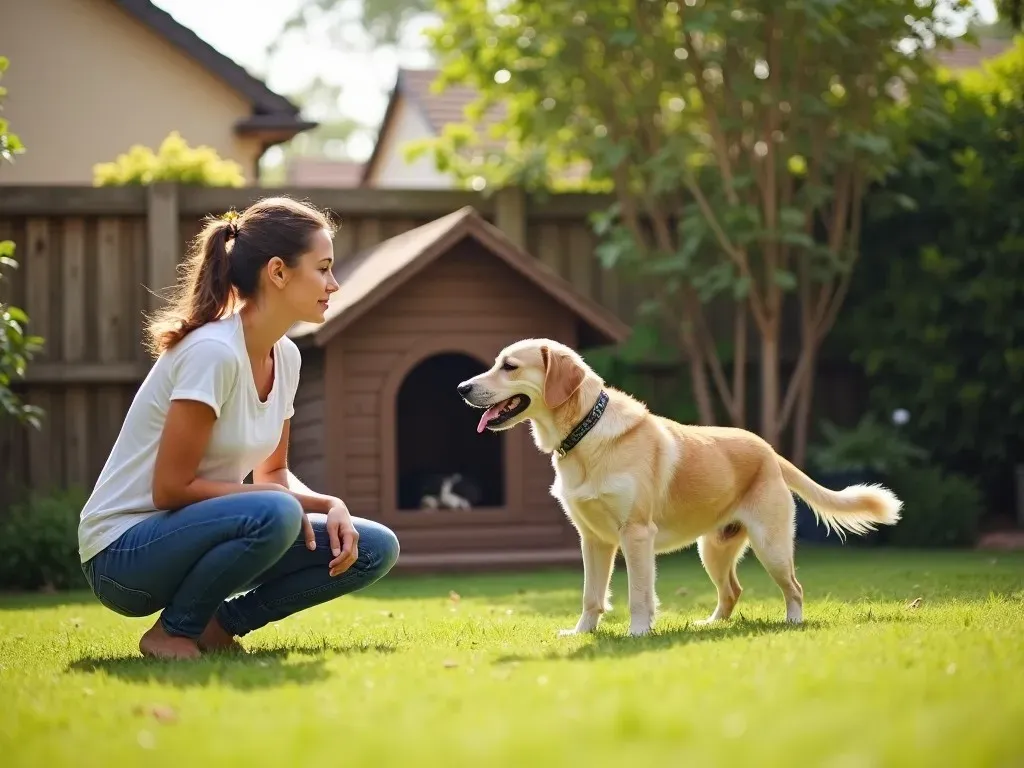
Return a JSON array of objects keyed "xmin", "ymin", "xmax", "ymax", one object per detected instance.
[
  {"xmin": 420, "ymin": 473, "xmax": 473, "ymax": 511},
  {"xmin": 456, "ymin": 338, "xmax": 902, "ymax": 637}
]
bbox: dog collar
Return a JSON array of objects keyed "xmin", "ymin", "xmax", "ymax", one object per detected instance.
[{"xmin": 555, "ymin": 390, "xmax": 609, "ymax": 457}]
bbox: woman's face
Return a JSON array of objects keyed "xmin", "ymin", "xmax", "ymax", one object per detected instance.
[{"xmin": 273, "ymin": 227, "xmax": 340, "ymax": 324}]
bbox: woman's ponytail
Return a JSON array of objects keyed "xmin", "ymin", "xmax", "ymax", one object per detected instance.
[{"xmin": 144, "ymin": 216, "xmax": 239, "ymax": 357}]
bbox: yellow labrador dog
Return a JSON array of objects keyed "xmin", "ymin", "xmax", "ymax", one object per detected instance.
[{"xmin": 457, "ymin": 338, "xmax": 902, "ymax": 637}]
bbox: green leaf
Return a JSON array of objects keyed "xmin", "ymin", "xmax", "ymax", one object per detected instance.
[{"xmin": 774, "ymin": 270, "xmax": 798, "ymax": 291}]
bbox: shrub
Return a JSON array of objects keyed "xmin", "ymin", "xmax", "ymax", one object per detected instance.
[
  {"xmin": 886, "ymin": 465, "xmax": 985, "ymax": 549},
  {"xmin": 93, "ymin": 131, "xmax": 246, "ymax": 187},
  {"xmin": 807, "ymin": 413, "xmax": 929, "ymax": 476},
  {"xmin": 832, "ymin": 38, "xmax": 1024, "ymax": 510},
  {"xmin": 0, "ymin": 487, "xmax": 89, "ymax": 591}
]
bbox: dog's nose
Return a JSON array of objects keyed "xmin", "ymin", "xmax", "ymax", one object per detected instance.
[{"xmin": 457, "ymin": 381, "xmax": 473, "ymax": 396}]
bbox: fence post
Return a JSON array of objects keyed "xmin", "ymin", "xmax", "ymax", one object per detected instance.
[
  {"xmin": 146, "ymin": 183, "xmax": 179, "ymax": 313},
  {"xmin": 494, "ymin": 186, "xmax": 527, "ymax": 249}
]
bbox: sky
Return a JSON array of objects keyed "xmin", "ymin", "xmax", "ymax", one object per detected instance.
[
  {"xmin": 151, "ymin": 0, "xmax": 1000, "ymax": 164},
  {"xmin": 151, "ymin": 0, "xmax": 436, "ymax": 161}
]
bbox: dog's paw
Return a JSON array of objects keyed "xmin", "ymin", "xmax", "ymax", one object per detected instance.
[
  {"xmin": 627, "ymin": 621, "xmax": 654, "ymax": 637},
  {"xmin": 557, "ymin": 628, "xmax": 580, "ymax": 637}
]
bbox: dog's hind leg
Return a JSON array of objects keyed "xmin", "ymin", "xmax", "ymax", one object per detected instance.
[
  {"xmin": 695, "ymin": 522, "xmax": 750, "ymax": 624},
  {"xmin": 740, "ymin": 481, "xmax": 804, "ymax": 624}
]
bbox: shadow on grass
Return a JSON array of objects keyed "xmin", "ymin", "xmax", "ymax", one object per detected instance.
[
  {"xmin": 66, "ymin": 639, "xmax": 396, "ymax": 689},
  {"xmin": 496, "ymin": 609, "xmax": 922, "ymax": 663}
]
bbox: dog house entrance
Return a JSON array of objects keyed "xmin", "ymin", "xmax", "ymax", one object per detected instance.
[{"xmin": 395, "ymin": 352, "xmax": 505, "ymax": 511}]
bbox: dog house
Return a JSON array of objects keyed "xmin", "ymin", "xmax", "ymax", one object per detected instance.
[{"xmin": 287, "ymin": 207, "xmax": 630, "ymax": 571}]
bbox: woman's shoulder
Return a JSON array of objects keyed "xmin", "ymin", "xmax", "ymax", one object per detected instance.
[{"xmin": 162, "ymin": 318, "xmax": 243, "ymax": 371}]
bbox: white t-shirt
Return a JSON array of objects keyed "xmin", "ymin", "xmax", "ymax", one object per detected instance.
[{"xmin": 77, "ymin": 312, "xmax": 302, "ymax": 563}]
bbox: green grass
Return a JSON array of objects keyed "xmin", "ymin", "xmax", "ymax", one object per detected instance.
[{"xmin": 2, "ymin": 547, "xmax": 1023, "ymax": 767}]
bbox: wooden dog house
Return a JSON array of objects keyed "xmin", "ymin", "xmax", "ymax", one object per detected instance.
[{"xmin": 287, "ymin": 207, "xmax": 630, "ymax": 571}]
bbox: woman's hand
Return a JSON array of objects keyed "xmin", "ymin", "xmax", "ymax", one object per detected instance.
[{"xmin": 326, "ymin": 502, "xmax": 359, "ymax": 576}]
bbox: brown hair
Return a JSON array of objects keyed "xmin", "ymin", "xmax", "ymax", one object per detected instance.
[{"xmin": 145, "ymin": 196, "xmax": 335, "ymax": 357}]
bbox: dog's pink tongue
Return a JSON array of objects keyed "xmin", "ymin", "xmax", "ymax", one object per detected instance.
[{"xmin": 477, "ymin": 403, "xmax": 505, "ymax": 433}]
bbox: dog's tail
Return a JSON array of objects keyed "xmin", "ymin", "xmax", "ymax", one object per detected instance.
[{"xmin": 776, "ymin": 455, "xmax": 902, "ymax": 540}]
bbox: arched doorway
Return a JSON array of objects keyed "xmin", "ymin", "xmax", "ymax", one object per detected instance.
[{"xmin": 395, "ymin": 351, "xmax": 505, "ymax": 511}]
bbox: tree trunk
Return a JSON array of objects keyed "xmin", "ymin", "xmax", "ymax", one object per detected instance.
[
  {"xmin": 682, "ymin": 326, "xmax": 716, "ymax": 425},
  {"xmin": 760, "ymin": 323, "xmax": 781, "ymax": 448},
  {"xmin": 689, "ymin": 355, "xmax": 716, "ymax": 426},
  {"xmin": 791, "ymin": 344, "xmax": 817, "ymax": 467},
  {"xmin": 732, "ymin": 303, "xmax": 747, "ymax": 429}
]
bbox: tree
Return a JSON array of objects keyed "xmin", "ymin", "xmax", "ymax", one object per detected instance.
[
  {"xmin": 0, "ymin": 55, "xmax": 45, "ymax": 428},
  {"xmin": 412, "ymin": 0, "xmax": 965, "ymax": 462},
  {"xmin": 994, "ymin": 0, "xmax": 1023, "ymax": 30},
  {"xmin": 271, "ymin": 0, "xmax": 436, "ymax": 52}
]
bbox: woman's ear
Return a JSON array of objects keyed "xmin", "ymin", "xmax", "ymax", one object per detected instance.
[
  {"xmin": 266, "ymin": 256, "xmax": 288, "ymax": 289},
  {"xmin": 541, "ymin": 346, "xmax": 585, "ymax": 409}
]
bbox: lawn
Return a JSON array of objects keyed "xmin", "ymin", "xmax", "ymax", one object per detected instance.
[{"xmin": 2, "ymin": 546, "xmax": 1022, "ymax": 767}]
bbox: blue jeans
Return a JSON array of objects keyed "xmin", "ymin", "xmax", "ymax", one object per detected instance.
[{"xmin": 81, "ymin": 491, "xmax": 400, "ymax": 639}]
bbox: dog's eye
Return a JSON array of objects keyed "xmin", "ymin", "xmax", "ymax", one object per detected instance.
[{"xmin": 501, "ymin": 361, "xmax": 517, "ymax": 372}]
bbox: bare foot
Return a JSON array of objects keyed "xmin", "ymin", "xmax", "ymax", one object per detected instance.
[
  {"xmin": 139, "ymin": 620, "xmax": 201, "ymax": 660},
  {"xmin": 197, "ymin": 615, "xmax": 244, "ymax": 654}
]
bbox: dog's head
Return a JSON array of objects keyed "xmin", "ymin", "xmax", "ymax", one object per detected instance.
[{"xmin": 457, "ymin": 338, "xmax": 593, "ymax": 434}]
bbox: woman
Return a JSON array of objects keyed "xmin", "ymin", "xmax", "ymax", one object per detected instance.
[{"xmin": 77, "ymin": 196, "xmax": 400, "ymax": 660}]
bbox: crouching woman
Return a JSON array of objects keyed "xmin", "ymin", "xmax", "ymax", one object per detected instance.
[{"xmin": 77, "ymin": 197, "xmax": 399, "ymax": 660}]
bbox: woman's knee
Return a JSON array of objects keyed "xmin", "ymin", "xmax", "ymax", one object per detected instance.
[
  {"xmin": 245, "ymin": 491, "xmax": 304, "ymax": 546},
  {"xmin": 356, "ymin": 520, "xmax": 400, "ymax": 577}
]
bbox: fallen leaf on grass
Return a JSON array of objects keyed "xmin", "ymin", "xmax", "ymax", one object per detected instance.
[
  {"xmin": 443, "ymin": 659, "xmax": 459, "ymax": 668},
  {"xmin": 907, "ymin": 597, "xmax": 923, "ymax": 609},
  {"xmin": 132, "ymin": 704, "xmax": 178, "ymax": 724}
]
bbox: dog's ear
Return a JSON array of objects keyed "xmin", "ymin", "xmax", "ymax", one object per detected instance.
[{"xmin": 541, "ymin": 345, "xmax": 586, "ymax": 409}]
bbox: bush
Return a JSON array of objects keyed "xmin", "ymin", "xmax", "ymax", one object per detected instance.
[
  {"xmin": 831, "ymin": 38, "xmax": 1024, "ymax": 511},
  {"xmin": 93, "ymin": 130, "xmax": 246, "ymax": 187},
  {"xmin": 886, "ymin": 465, "xmax": 984, "ymax": 549},
  {"xmin": 0, "ymin": 487, "xmax": 89, "ymax": 591}
]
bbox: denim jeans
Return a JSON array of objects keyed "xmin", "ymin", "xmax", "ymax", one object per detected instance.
[{"xmin": 81, "ymin": 491, "xmax": 400, "ymax": 639}]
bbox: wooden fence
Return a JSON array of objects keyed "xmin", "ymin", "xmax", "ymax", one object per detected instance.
[
  {"xmin": 0, "ymin": 184, "xmax": 864, "ymax": 507},
  {"xmin": 0, "ymin": 184, "xmax": 646, "ymax": 505}
]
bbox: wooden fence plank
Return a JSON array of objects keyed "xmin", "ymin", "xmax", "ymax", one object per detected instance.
[
  {"xmin": 97, "ymin": 218, "xmax": 124, "ymax": 362},
  {"xmin": 65, "ymin": 387, "xmax": 91, "ymax": 490},
  {"xmin": 0, "ymin": 186, "xmax": 147, "ymax": 215},
  {"xmin": 62, "ymin": 218, "xmax": 87, "ymax": 362},
  {"xmin": 25, "ymin": 219, "xmax": 52, "ymax": 361}
]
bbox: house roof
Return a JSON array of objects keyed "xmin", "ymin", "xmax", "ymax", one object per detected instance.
[
  {"xmin": 288, "ymin": 206, "xmax": 631, "ymax": 347},
  {"xmin": 286, "ymin": 157, "xmax": 365, "ymax": 188},
  {"xmin": 935, "ymin": 36, "xmax": 1016, "ymax": 71},
  {"xmin": 360, "ymin": 67, "xmax": 507, "ymax": 184},
  {"xmin": 112, "ymin": 0, "xmax": 316, "ymax": 141}
]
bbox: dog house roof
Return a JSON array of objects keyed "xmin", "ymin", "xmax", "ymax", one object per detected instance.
[{"xmin": 288, "ymin": 206, "xmax": 631, "ymax": 347}]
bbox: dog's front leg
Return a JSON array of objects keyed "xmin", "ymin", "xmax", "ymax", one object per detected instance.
[
  {"xmin": 558, "ymin": 532, "xmax": 617, "ymax": 637},
  {"xmin": 620, "ymin": 521, "xmax": 658, "ymax": 636}
]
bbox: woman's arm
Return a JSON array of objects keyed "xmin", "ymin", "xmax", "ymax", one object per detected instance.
[
  {"xmin": 251, "ymin": 419, "xmax": 345, "ymax": 513},
  {"xmin": 151, "ymin": 399, "xmax": 289, "ymax": 510}
]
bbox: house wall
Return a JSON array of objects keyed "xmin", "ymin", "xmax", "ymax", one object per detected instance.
[
  {"xmin": 0, "ymin": 0, "xmax": 264, "ymax": 184},
  {"xmin": 321, "ymin": 240, "xmax": 580, "ymax": 554},
  {"xmin": 364, "ymin": 94, "xmax": 453, "ymax": 189}
]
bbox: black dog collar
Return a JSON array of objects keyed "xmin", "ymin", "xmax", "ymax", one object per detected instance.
[{"xmin": 555, "ymin": 390, "xmax": 609, "ymax": 457}]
